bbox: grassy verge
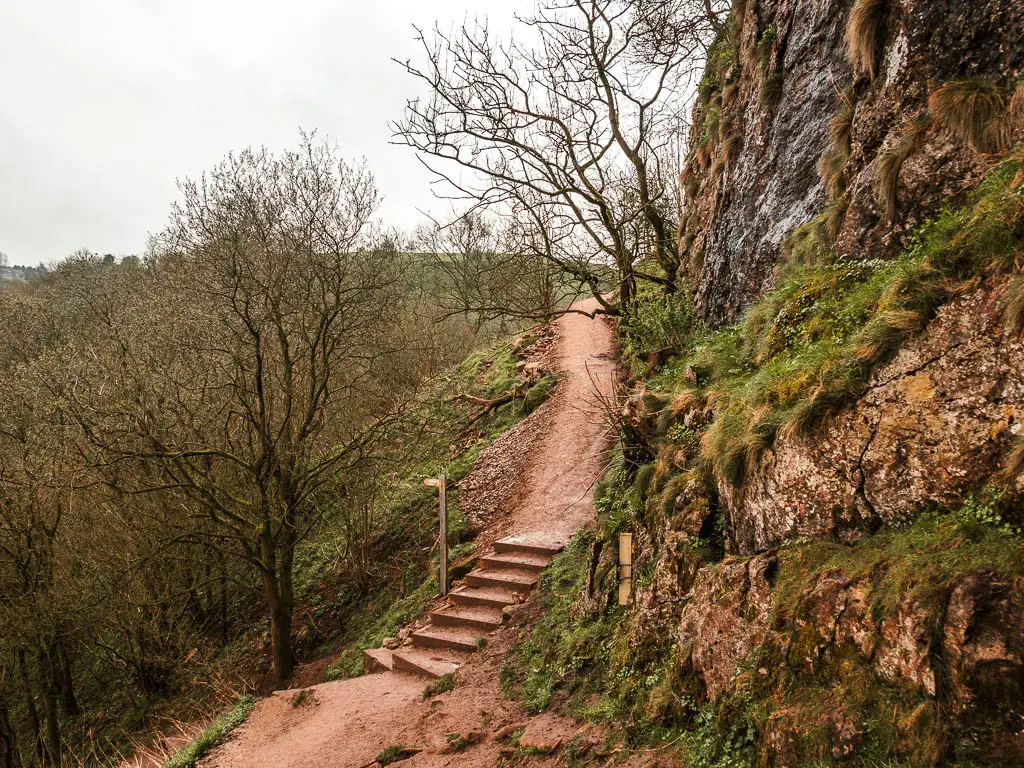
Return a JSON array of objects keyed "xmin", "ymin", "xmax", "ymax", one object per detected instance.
[{"xmin": 160, "ymin": 695, "xmax": 256, "ymax": 768}]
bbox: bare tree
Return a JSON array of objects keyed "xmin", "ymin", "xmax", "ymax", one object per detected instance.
[
  {"xmin": 393, "ymin": 0, "xmax": 723, "ymax": 315},
  {"xmin": 72, "ymin": 137, "xmax": 428, "ymax": 685},
  {"xmin": 415, "ymin": 211, "xmax": 565, "ymax": 327}
]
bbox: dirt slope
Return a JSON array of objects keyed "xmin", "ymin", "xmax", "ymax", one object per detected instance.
[{"xmin": 201, "ymin": 301, "xmax": 619, "ymax": 768}]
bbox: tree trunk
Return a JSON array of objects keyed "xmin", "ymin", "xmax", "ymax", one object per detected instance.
[
  {"xmin": 259, "ymin": 529, "xmax": 295, "ymax": 687},
  {"xmin": 619, "ymin": 272, "xmax": 635, "ymax": 313},
  {"xmin": 40, "ymin": 684, "xmax": 59, "ymax": 768},
  {"xmin": 0, "ymin": 696, "xmax": 21, "ymax": 768},
  {"xmin": 52, "ymin": 645, "xmax": 79, "ymax": 718},
  {"xmin": 15, "ymin": 651, "xmax": 44, "ymax": 765}
]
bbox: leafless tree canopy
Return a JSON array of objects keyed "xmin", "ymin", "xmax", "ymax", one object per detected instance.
[
  {"xmin": 393, "ymin": 0, "xmax": 724, "ymax": 315},
  {"xmin": 0, "ymin": 135, "xmax": 483, "ymax": 746},
  {"xmin": 415, "ymin": 211, "xmax": 576, "ymax": 327}
]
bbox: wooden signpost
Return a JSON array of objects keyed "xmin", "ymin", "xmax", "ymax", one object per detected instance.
[{"xmin": 424, "ymin": 474, "xmax": 448, "ymax": 596}]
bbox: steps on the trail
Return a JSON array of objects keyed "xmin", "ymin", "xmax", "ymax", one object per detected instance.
[
  {"xmin": 391, "ymin": 647, "xmax": 467, "ymax": 679},
  {"xmin": 363, "ymin": 648, "xmax": 394, "ymax": 674},
  {"xmin": 430, "ymin": 605, "xmax": 504, "ymax": 632},
  {"xmin": 363, "ymin": 531, "xmax": 565, "ymax": 680},
  {"xmin": 493, "ymin": 534, "xmax": 564, "ymax": 558},
  {"xmin": 449, "ymin": 585, "xmax": 521, "ymax": 608},
  {"xmin": 412, "ymin": 625, "xmax": 482, "ymax": 653},
  {"xmin": 479, "ymin": 551, "xmax": 552, "ymax": 572},
  {"xmin": 466, "ymin": 567, "xmax": 538, "ymax": 593}
]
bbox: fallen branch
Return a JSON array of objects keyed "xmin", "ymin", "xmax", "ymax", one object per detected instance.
[{"xmin": 455, "ymin": 383, "xmax": 533, "ymax": 432}]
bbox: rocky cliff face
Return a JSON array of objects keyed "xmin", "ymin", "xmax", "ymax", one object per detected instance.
[
  {"xmin": 608, "ymin": 0, "xmax": 1024, "ymax": 763},
  {"xmin": 724, "ymin": 284, "xmax": 1024, "ymax": 555},
  {"xmin": 684, "ymin": 0, "xmax": 1024, "ymax": 324}
]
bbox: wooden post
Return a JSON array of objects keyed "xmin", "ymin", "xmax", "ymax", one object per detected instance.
[
  {"xmin": 618, "ymin": 532, "xmax": 633, "ymax": 606},
  {"xmin": 425, "ymin": 474, "xmax": 449, "ymax": 597},
  {"xmin": 439, "ymin": 473, "xmax": 448, "ymax": 596}
]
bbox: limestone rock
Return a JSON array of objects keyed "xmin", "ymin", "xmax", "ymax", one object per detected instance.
[
  {"xmin": 685, "ymin": 0, "xmax": 1024, "ymax": 324},
  {"xmin": 676, "ymin": 555, "xmax": 775, "ymax": 700},
  {"xmin": 725, "ymin": 289, "xmax": 1024, "ymax": 554},
  {"xmin": 942, "ymin": 573, "xmax": 1024, "ymax": 726}
]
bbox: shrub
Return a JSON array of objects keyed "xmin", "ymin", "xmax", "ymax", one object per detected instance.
[
  {"xmin": 846, "ymin": 0, "xmax": 888, "ymax": 81},
  {"xmin": 829, "ymin": 87, "xmax": 857, "ymax": 156},
  {"xmin": 1012, "ymin": 80, "xmax": 1024, "ymax": 131},
  {"xmin": 820, "ymin": 88, "xmax": 857, "ymax": 202},
  {"xmin": 722, "ymin": 83, "xmax": 740, "ymax": 110},
  {"xmin": 760, "ymin": 73, "xmax": 784, "ymax": 109},
  {"xmin": 756, "ymin": 26, "xmax": 777, "ymax": 70},
  {"xmin": 819, "ymin": 150, "xmax": 848, "ymax": 200},
  {"xmin": 377, "ymin": 745, "xmax": 411, "ymax": 766},
  {"xmin": 1003, "ymin": 274, "xmax": 1024, "ymax": 331},
  {"xmin": 621, "ymin": 293, "xmax": 694, "ymax": 368}
]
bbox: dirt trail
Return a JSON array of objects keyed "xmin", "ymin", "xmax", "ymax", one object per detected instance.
[{"xmin": 202, "ymin": 300, "xmax": 618, "ymax": 768}]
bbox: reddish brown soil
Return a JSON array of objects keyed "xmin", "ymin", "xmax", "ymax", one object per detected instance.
[{"xmin": 201, "ymin": 301, "xmax": 641, "ymax": 768}]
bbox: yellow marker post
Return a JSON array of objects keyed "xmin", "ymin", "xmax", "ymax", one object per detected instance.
[{"xmin": 618, "ymin": 532, "xmax": 633, "ymax": 606}]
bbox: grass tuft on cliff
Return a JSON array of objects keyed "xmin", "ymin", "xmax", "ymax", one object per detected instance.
[
  {"xmin": 846, "ymin": 0, "xmax": 889, "ymax": 82},
  {"xmin": 874, "ymin": 113, "xmax": 932, "ymax": 222},
  {"xmin": 929, "ymin": 79, "xmax": 1014, "ymax": 155}
]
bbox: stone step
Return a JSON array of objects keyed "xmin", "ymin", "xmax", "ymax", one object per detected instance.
[
  {"xmin": 480, "ymin": 551, "xmax": 552, "ymax": 573},
  {"xmin": 430, "ymin": 605, "xmax": 504, "ymax": 632},
  {"xmin": 494, "ymin": 534, "xmax": 564, "ymax": 558},
  {"xmin": 411, "ymin": 625, "xmax": 483, "ymax": 653},
  {"xmin": 466, "ymin": 567, "xmax": 538, "ymax": 594},
  {"xmin": 391, "ymin": 647, "xmax": 467, "ymax": 679},
  {"xmin": 449, "ymin": 585, "xmax": 521, "ymax": 609},
  {"xmin": 363, "ymin": 648, "xmax": 393, "ymax": 674}
]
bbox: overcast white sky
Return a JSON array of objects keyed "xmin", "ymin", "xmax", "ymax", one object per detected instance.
[{"xmin": 0, "ymin": 0, "xmax": 517, "ymax": 266}]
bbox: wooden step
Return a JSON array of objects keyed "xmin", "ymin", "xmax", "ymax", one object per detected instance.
[
  {"xmin": 412, "ymin": 626, "xmax": 482, "ymax": 653},
  {"xmin": 449, "ymin": 585, "xmax": 521, "ymax": 609},
  {"xmin": 494, "ymin": 534, "xmax": 564, "ymax": 558},
  {"xmin": 480, "ymin": 551, "xmax": 552, "ymax": 573},
  {"xmin": 466, "ymin": 567, "xmax": 538, "ymax": 594},
  {"xmin": 430, "ymin": 605, "xmax": 504, "ymax": 632},
  {"xmin": 363, "ymin": 648, "xmax": 393, "ymax": 674},
  {"xmin": 391, "ymin": 647, "xmax": 466, "ymax": 679}
]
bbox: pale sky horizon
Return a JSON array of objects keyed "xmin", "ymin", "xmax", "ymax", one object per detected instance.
[{"xmin": 0, "ymin": 0, "xmax": 517, "ymax": 266}]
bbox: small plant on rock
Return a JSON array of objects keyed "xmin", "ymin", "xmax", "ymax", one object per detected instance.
[{"xmin": 423, "ymin": 673, "xmax": 456, "ymax": 699}]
